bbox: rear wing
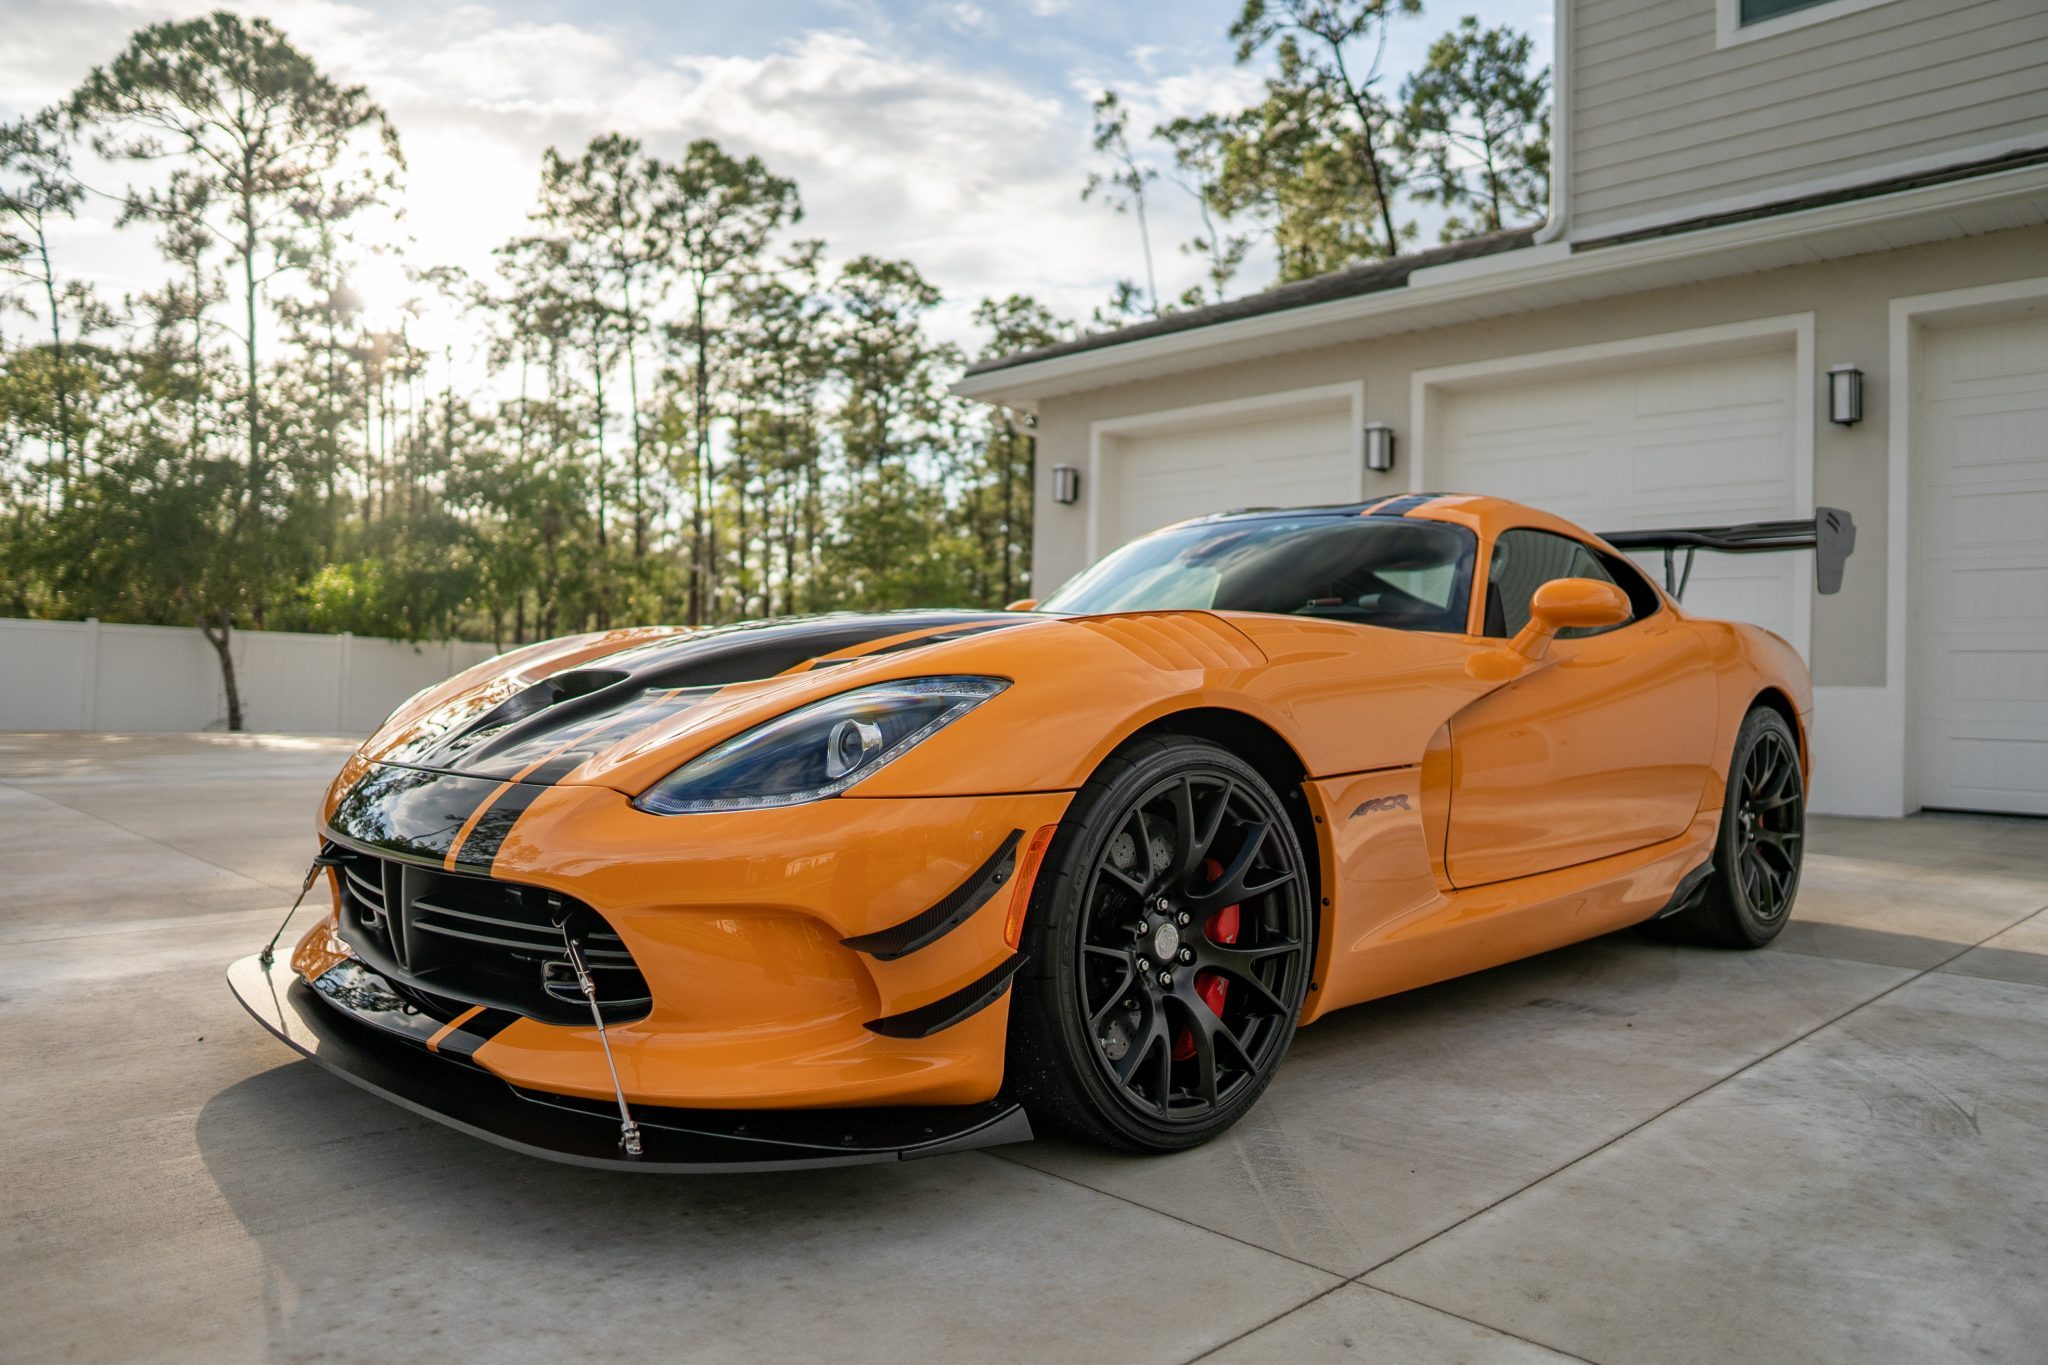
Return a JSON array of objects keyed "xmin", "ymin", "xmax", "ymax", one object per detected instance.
[{"xmin": 1600, "ymin": 507, "xmax": 1856, "ymax": 601}]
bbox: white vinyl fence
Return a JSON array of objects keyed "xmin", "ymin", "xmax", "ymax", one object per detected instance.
[{"xmin": 0, "ymin": 617, "xmax": 500, "ymax": 735}]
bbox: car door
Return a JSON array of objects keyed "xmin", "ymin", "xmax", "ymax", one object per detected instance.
[{"xmin": 1445, "ymin": 528, "xmax": 1717, "ymax": 888}]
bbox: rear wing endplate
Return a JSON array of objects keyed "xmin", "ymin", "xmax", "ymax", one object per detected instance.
[{"xmin": 1600, "ymin": 507, "xmax": 1856, "ymax": 601}]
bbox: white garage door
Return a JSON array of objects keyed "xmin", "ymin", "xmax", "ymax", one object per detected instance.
[
  {"xmin": 1913, "ymin": 313, "xmax": 2048, "ymax": 816},
  {"xmin": 1099, "ymin": 405, "xmax": 1358, "ymax": 554},
  {"xmin": 1433, "ymin": 344, "xmax": 1807, "ymax": 655}
]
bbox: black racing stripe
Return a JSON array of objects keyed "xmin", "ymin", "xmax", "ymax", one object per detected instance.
[
  {"xmin": 452, "ymin": 783, "xmax": 548, "ymax": 870},
  {"xmin": 328, "ymin": 765, "xmax": 504, "ymax": 865},
  {"xmin": 842, "ymin": 830, "xmax": 1023, "ymax": 961},
  {"xmin": 520, "ymin": 750, "xmax": 600, "ymax": 786},
  {"xmin": 512, "ymin": 692, "xmax": 709, "ymax": 787},
  {"xmin": 1366, "ymin": 493, "xmax": 1444, "ymax": 517},
  {"xmin": 436, "ymin": 1006, "xmax": 521, "ymax": 1061},
  {"xmin": 597, "ymin": 612, "xmax": 1006, "ymax": 687},
  {"xmin": 865, "ymin": 953, "xmax": 1029, "ymax": 1039},
  {"xmin": 846, "ymin": 620, "xmax": 1026, "ymax": 659}
]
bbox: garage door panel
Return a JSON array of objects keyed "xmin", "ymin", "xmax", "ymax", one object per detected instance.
[
  {"xmin": 1923, "ymin": 313, "xmax": 2048, "ymax": 386},
  {"xmin": 1104, "ymin": 403, "xmax": 1356, "ymax": 550},
  {"xmin": 1913, "ymin": 313, "xmax": 2048, "ymax": 815},
  {"xmin": 1948, "ymin": 648, "xmax": 2048, "ymax": 716},
  {"xmin": 1926, "ymin": 488, "xmax": 2048, "ymax": 550},
  {"xmin": 1451, "ymin": 388, "xmax": 1591, "ymax": 439},
  {"xmin": 1950, "ymin": 565, "xmax": 2048, "ymax": 621},
  {"xmin": 1933, "ymin": 412, "xmax": 2048, "ymax": 485},
  {"xmin": 1630, "ymin": 433, "xmax": 1791, "ymax": 494},
  {"xmin": 1633, "ymin": 352, "xmax": 1787, "ymax": 416},
  {"xmin": 1939, "ymin": 736, "xmax": 2048, "ymax": 816},
  {"xmin": 1453, "ymin": 449, "xmax": 1599, "ymax": 503}
]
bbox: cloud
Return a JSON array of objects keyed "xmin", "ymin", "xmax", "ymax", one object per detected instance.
[
  {"xmin": 612, "ymin": 31, "xmax": 1131, "ymax": 332},
  {"xmin": 4, "ymin": 0, "xmax": 1270, "ymax": 349},
  {"xmin": 1082, "ymin": 60, "xmax": 1268, "ymax": 132},
  {"xmin": 929, "ymin": 2, "xmax": 993, "ymax": 34}
]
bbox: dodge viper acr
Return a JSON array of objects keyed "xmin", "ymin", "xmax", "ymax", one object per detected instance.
[{"xmin": 230, "ymin": 492, "xmax": 1854, "ymax": 1170}]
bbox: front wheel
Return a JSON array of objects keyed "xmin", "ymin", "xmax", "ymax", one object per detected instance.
[
  {"xmin": 1006, "ymin": 736, "xmax": 1314, "ymax": 1152},
  {"xmin": 1657, "ymin": 706, "xmax": 1806, "ymax": 948}
]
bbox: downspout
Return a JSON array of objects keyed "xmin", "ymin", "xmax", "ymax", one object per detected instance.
[{"xmin": 1533, "ymin": 0, "xmax": 1573, "ymax": 245}]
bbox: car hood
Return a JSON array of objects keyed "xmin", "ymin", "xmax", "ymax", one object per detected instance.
[
  {"xmin": 353, "ymin": 610, "xmax": 1033, "ymax": 791},
  {"xmin": 331, "ymin": 605, "xmax": 1500, "ymax": 821}
]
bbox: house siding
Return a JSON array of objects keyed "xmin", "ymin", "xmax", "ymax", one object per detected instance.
[{"xmin": 1569, "ymin": 0, "xmax": 2048, "ymax": 236}]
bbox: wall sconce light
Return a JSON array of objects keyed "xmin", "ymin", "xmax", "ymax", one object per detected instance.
[
  {"xmin": 1051, "ymin": 464, "xmax": 1081, "ymax": 505},
  {"xmin": 1364, "ymin": 422, "xmax": 1396, "ymax": 473},
  {"xmin": 1827, "ymin": 364, "xmax": 1864, "ymax": 426}
]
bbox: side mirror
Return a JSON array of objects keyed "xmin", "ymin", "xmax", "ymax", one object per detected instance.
[
  {"xmin": 1510, "ymin": 578, "xmax": 1630, "ymax": 660},
  {"xmin": 1004, "ymin": 598, "xmax": 1039, "ymax": 612}
]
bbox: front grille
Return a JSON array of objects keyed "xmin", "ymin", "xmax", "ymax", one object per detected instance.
[{"xmin": 330, "ymin": 844, "xmax": 652, "ymax": 1025}]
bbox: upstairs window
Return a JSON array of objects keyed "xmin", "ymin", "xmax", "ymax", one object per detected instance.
[
  {"xmin": 1739, "ymin": 0, "xmax": 1833, "ymax": 20},
  {"xmin": 1719, "ymin": 0, "xmax": 1902, "ymax": 47}
]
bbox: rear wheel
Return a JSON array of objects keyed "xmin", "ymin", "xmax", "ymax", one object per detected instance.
[
  {"xmin": 1657, "ymin": 706, "xmax": 1805, "ymax": 948},
  {"xmin": 1006, "ymin": 736, "xmax": 1314, "ymax": 1152}
]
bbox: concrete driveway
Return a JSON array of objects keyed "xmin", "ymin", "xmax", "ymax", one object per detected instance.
[{"xmin": 5, "ymin": 732, "xmax": 2045, "ymax": 1364}]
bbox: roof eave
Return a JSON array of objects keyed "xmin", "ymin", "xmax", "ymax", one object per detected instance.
[{"xmin": 953, "ymin": 161, "xmax": 2048, "ymax": 411}]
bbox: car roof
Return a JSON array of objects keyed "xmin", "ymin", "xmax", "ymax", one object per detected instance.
[{"xmin": 1181, "ymin": 493, "xmax": 1603, "ymax": 546}]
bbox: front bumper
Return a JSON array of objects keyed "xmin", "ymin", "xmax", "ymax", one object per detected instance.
[
  {"xmin": 295, "ymin": 777, "xmax": 1071, "ymax": 1112},
  {"xmin": 228, "ymin": 953, "xmax": 1033, "ymax": 1171}
]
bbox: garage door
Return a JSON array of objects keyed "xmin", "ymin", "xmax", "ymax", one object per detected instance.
[
  {"xmin": 1100, "ymin": 404, "xmax": 1358, "ymax": 554},
  {"xmin": 1433, "ymin": 344, "xmax": 1806, "ymax": 654},
  {"xmin": 1913, "ymin": 313, "xmax": 2048, "ymax": 816}
]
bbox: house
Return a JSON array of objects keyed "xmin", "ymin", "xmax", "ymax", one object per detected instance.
[{"xmin": 956, "ymin": 0, "xmax": 2048, "ymax": 820}]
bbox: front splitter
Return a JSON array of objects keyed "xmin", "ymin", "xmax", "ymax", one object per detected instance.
[{"xmin": 226, "ymin": 954, "xmax": 1032, "ymax": 1173}]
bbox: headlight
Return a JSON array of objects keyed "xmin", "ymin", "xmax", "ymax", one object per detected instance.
[{"xmin": 637, "ymin": 676, "xmax": 1008, "ymax": 814}]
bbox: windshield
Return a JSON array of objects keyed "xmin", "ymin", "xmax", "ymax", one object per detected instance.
[{"xmin": 1040, "ymin": 515, "xmax": 1478, "ymax": 632}]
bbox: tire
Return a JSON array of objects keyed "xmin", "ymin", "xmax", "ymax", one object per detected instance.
[
  {"xmin": 1006, "ymin": 735, "xmax": 1315, "ymax": 1152},
  {"xmin": 1655, "ymin": 706, "xmax": 1805, "ymax": 949}
]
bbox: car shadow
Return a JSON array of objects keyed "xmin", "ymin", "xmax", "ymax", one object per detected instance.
[{"xmin": 193, "ymin": 1061, "xmax": 978, "ymax": 1357}]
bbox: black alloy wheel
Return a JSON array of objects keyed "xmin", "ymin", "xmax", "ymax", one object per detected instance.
[
  {"xmin": 1655, "ymin": 705, "xmax": 1806, "ymax": 949},
  {"xmin": 1007, "ymin": 736, "xmax": 1314, "ymax": 1151},
  {"xmin": 1732, "ymin": 721, "xmax": 1803, "ymax": 925}
]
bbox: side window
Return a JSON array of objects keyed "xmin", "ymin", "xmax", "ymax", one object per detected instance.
[{"xmin": 1485, "ymin": 529, "xmax": 1650, "ymax": 640}]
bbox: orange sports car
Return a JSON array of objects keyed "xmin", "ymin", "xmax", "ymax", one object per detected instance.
[{"xmin": 230, "ymin": 493, "xmax": 1854, "ymax": 1170}]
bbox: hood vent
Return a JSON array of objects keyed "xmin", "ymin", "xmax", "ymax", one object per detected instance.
[{"xmin": 1078, "ymin": 613, "xmax": 1266, "ymax": 672}]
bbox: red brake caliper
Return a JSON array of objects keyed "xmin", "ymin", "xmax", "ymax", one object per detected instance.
[{"xmin": 1174, "ymin": 858, "xmax": 1240, "ymax": 1061}]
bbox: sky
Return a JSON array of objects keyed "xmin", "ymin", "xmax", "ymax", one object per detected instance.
[{"xmin": 1, "ymin": 0, "xmax": 1553, "ymax": 353}]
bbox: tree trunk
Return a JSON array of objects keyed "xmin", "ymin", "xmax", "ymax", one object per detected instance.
[
  {"xmin": 621, "ymin": 272, "xmax": 647, "ymax": 563},
  {"xmin": 691, "ymin": 283, "xmax": 713, "ymax": 625},
  {"xmin": 590, "ymin": 328, "xmax": 610, "ymax": 629},
  {"xmin": 200, "ymin": 608, "xmax": 244, "ymax": 733},
  {"xmin": 190, "ymin": 249, "xmax": 205, "ymax": 458},
  {"xmin": 1327, "ymin": 42, "xmax": 1402, "ymax": 257},
  {"xmin": 242, "ymin": 186, "xmax": 261, "ymax": 479},
  {"xmin": 1131, "ymin": 174, "xmax": 1160, "ymax": 317},
  {"xmin": 1481, "ymin": 134, "xmax": 1505, "ymax": 231},
  {"xmin": 36, "ymin": 218, "xmax": 72, "ymax": 498}
]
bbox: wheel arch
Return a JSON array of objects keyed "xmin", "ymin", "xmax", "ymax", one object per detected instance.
[
  {"xmin": 1750, "ymin": 685, "xmax": 1809, "ymax": 781},
  {"xmin": 1123, "ymin": 706, "xmax": 1329, "ymax": 964}
]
